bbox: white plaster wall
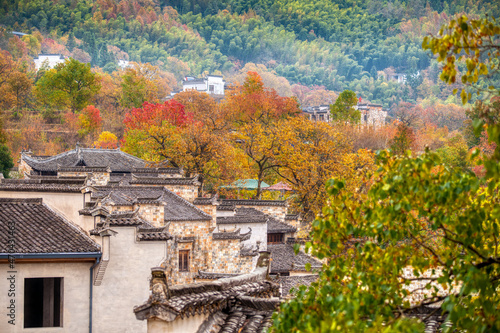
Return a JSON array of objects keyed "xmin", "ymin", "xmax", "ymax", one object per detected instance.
[
  {"xmin": 92, "ymin": 227, "xmax": 168, "ymax": 333},
  {"xmin": 147, "ymin": 313, "xmax": 209, "ymax": 333},
  {"xmin": 216, "ymin": 222, "xmax": 267, "ymax": 251},
  {"xmin": 0, "ymin": 262, "xmax": 92, "ymax": 333},
  {"xmin": 0, "ymin": 192, "xmax": 91, "ymax": 231},
  {"xmin": 34, "ymin": 56, "xmax": 65, "ymax": 70},
  {"xmin": 183, "ymin": 82, "xmax": 206, "ymax": 92},
  {"xmin": 206, "ymin": 76, "xmax": 224, "ymax": 95}
]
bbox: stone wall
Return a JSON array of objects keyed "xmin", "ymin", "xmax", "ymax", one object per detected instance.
[
  {"xmin": 163, "ymin": 185, "xmax": 198, "ymax": 202},
  {"xmin": 109, "ymin": 205, "xmax": 134, "ymax": 213},
  {"xmin": 211, "ymin": 238, "xmax": 253, "ymax": 274},
  {"xmin": 18, "ymin": 158, "xmax": 33, "ymax": 176},
  {"xmin": 138, "ymin": 204, "xmax": 164, "ymax": 227},
  {"xmin": 167, "ymin": 221, "xmax": 213, "ymax": 285},
  {"xmin": 58, "ymin": 171, "xmax": 110, "ymax": 186}
]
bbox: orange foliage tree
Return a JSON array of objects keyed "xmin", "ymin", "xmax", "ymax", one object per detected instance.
[{"xmin": 224, "ymin": 72, "xmax": 301, "ymax": 197}]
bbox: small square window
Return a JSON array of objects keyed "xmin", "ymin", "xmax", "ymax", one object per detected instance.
[
  {"xmin": 24, "ymin": 277, "xmax": 63, "ymax": 328},
  {"xmin": 268, "ymin": 233, "xmax": 284, "ymax": 244},
  {"xmin": 179, "ymin": 250, "xmax": 190, "ymax": 272}
]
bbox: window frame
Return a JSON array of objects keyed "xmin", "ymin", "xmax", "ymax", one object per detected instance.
[
  {"xmin": 178, "ymin": 250, "xmax": 190, "ymax": 272},
  {"xmin": 24, "ymin": 277, "xmax": 63, "ymax": 328},
  {"xmin": 267, "ymin": 233, "xmax": 284, "ymax": 244}
]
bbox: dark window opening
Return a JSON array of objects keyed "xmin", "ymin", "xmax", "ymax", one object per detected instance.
[
  {"xmin": 24, "ymin": 278, "xmax": 63, "ymax": 328},
  {"xmin": 209, "ymin": 85, "xmax": 215, "ymax": 92},
  {"xmin": 179, "ymin": 250, "xmax": 190, "ymax": 272},
  {"xmin": 268, "ymin": 233, "xmax": 284, "ymax": 244}
]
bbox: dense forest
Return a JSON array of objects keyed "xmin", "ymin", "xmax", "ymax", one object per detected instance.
[
  {"xmin": 0, "ymin": 0, "xmax": 497, "ymax": 196},
  {"xmin": 1, "ymin": 0, "xmax": 497, "ymax": 105}
]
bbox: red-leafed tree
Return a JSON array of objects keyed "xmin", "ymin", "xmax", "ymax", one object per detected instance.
[
  {"xmin": 123, "ymin": 100, "xmax": 192, "ymax": 130},
  {"xmin": 78, "ymin": 105, "xmax": 103, "ymax": 137},
  {"xmin": 122, "ymin": 97, "xmax": 242, "ymax": 193}
]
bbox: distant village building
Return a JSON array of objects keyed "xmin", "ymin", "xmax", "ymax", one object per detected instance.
[
  {"xmin": 302, "ymin": 105, "xmax": 331, "ymax": 122},
  {"xmin": 182, "ymin": 74, "xmax": 225, "ymax": 95},
  {"xmin": 355, "ymin": 103, "xmax": 388, "ymax": 127},
  {"xmin": 117, "ymin": 59, "xmax": 131, "ymax": 69},
  {"xmin": 1, "ymin": 146, "xmax": 318, "ymax": 332},
  {"xmin": 33, "ymin": 54, "xmax": 66, "ymax": 70},
  {"xmin": 303, "ymin": 103, "xmax": 387, "ymax": 127}
]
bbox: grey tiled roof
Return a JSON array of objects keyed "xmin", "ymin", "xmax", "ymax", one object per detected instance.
[
  {"xmin": 0, "ymin": 198, "xmax": 100, "ymax": 253},
  {"xmin": 280, "ymin": 275, "xmax": 318, "ymax": 298},
  {"xmin": 22, "ymin": 148, "xmax": 147, "ymax": 172},
  {"xmin": 132, "ymin": 167, "xmax": 182, "ymax": 174},
  {"xmin": 267, "ymin": 244, "xmax": 322, "ymax": 274},
  {"xmin": 90, "ymin": 186, "xmax": 211, "ymax": 222},
  {"xmin": 220, "ymin": 199, "xmax": 286, "ymax": 207},
  {"xmin": 0, "ymin": 178, "xmax": 85, "ymax": 193},
  {"xmin": 193, "ymin": 196, "xmax": 217, "ymax": 205},
  {"xmin": 267, "ymin": 217, "xmax": 296, "ymax": 233},
  {"xmin": 217, "ymin": 208, "xmax": 268, "ymax": 224},
  {"xmin": 196, "ymin": 271, "xmax": 242, "ymax": 280},
  {"xmin": 129, "ymin": 175, "xmax": 200, "ymax": 185},
  {"xmin": 134, "ymin": 266, "xmax": 279, "ymax": 332},
  {"xmin": 213, "ymin": 229, "xmax": 251, "ymax": 240},
  {"xmin": 285, "ymin": 214, "xmax": 298, "ymax": 220}
]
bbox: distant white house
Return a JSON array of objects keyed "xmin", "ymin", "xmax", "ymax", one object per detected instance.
[
  {"xmin": 117, "ymin": 59, "xmax": 131, "ymax": 69},
  {"xmin": 182, "ymin": 74, "xmax": 225, "ymax": 95},
  {"xmin": 33, "ymin": 54, "xmax": 66, "ymax": 70}
]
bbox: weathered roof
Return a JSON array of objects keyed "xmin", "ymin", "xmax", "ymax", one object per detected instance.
[
  {"xmin": 193, "ymin": 196, "xmax": 218, "ymax": 205},
  {"xmin": 129, "ymin": 175, "xmax": 200, "ymax": 186},
  {"xmin": 89, "ymin": 186, "xmax": 211, "ymax": 222},
  {"xmin": 213, "ymin": 229, "xmax": 251, "ymax": 241},
  {"xmin": 0, "ymin": 198, "xmax": 100, "ymax": 254},
  {"xmin": 134, "ymin": 260, "xmax": 279, "ymax": 333},
  {"xmin": 267, "ymin": 217, "xmax": 296, "ymax": 233},
  {"xmin": 284, "ymin": 214, "xmax": 298, "ymax": 220},
  {"xmin": 0, "ymin": 178, "xmax": 85, "ymax": 193},
  {"xmin": 196, "ymin": 271, "xmax": 242, "ymax": 280},
  {"xmin": 220, "ymin": 199, "xmax": 286, "ymax": 207},
  {"xmin": 217, "ymin": 207, "xmax": 269, "ymax": 224},
  {"xmin": 280, "ymin": 275, "xmax": 318, "ymax": 298},
  {"xmin": 89, "ymin": 210, "xmax": 172, "ymax": 241},
  {"xmin": 22, "ymin": 147, "xmax": 147, "ymax": 172},
  {"xmin": 267, "ymin": 244, "xmax": 322, "ymax": 274}
]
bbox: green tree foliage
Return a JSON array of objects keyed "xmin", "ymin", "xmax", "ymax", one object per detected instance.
[
  {"xmin": 329, "ymin": 90, "xmax": 360, "ymax": 124},
  {"xmin": 3, "ymin": 0, "xmax": 496, "ymax": 107},
  {"xmin": 422, "ymin": 15, "xmax": 500, "ymax": 103},
  {"xmin": 0, "ymin": 143, "xmax": 13, "ymax": 178},
  {"xmin": 272, "ymin": 15, "xmax": 500, "ymax": 333},
  {"xmin": 35, "ymin": 58, "xmax": 100, "ymax": 112},
  {"xmin": 273, "ymin": 147, "xmax": 500, "ymax": 332}
]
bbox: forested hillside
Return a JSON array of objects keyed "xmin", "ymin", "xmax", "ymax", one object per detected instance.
[{"xmin": 1, "ymin": 0, "xmax": 497, "ymax": 105}]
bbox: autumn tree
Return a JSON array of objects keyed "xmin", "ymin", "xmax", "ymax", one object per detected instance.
[
  {"xmin": 273, "ymin": 15, "xmax": 500, "ymax": 333},
  {"xmin": 120, "ymin": 62, "xmax": 175, "ymax": 108},
  {"xmin": 78, "ymin": 105, "xmax": 102, "ymax": 137},
  {"xmin": 272, "ymin": 116, "xmax": 374, "ymax": 220},
  {"xmin": 35, "ymin": 58, "xmax": 100, "ymax": 112},
  {"xmin": 122, "ymin": 93, "xmax": 242, "ymax": 193},
  {"xmin": 94, "ymin": 131, "xmax": 118, "ymax": 149},
  {"xmin": 224, "ymin": 72, "xmax": 300, "ymax": 197},
  {"xmin": 329, "ymin": 90, "xmax": 360, "ymax": 124}
]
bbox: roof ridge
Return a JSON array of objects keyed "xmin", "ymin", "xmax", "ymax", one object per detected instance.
[{"xmin": 0, "ymin": 198, "xmax": 43, "ymax": 204}]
